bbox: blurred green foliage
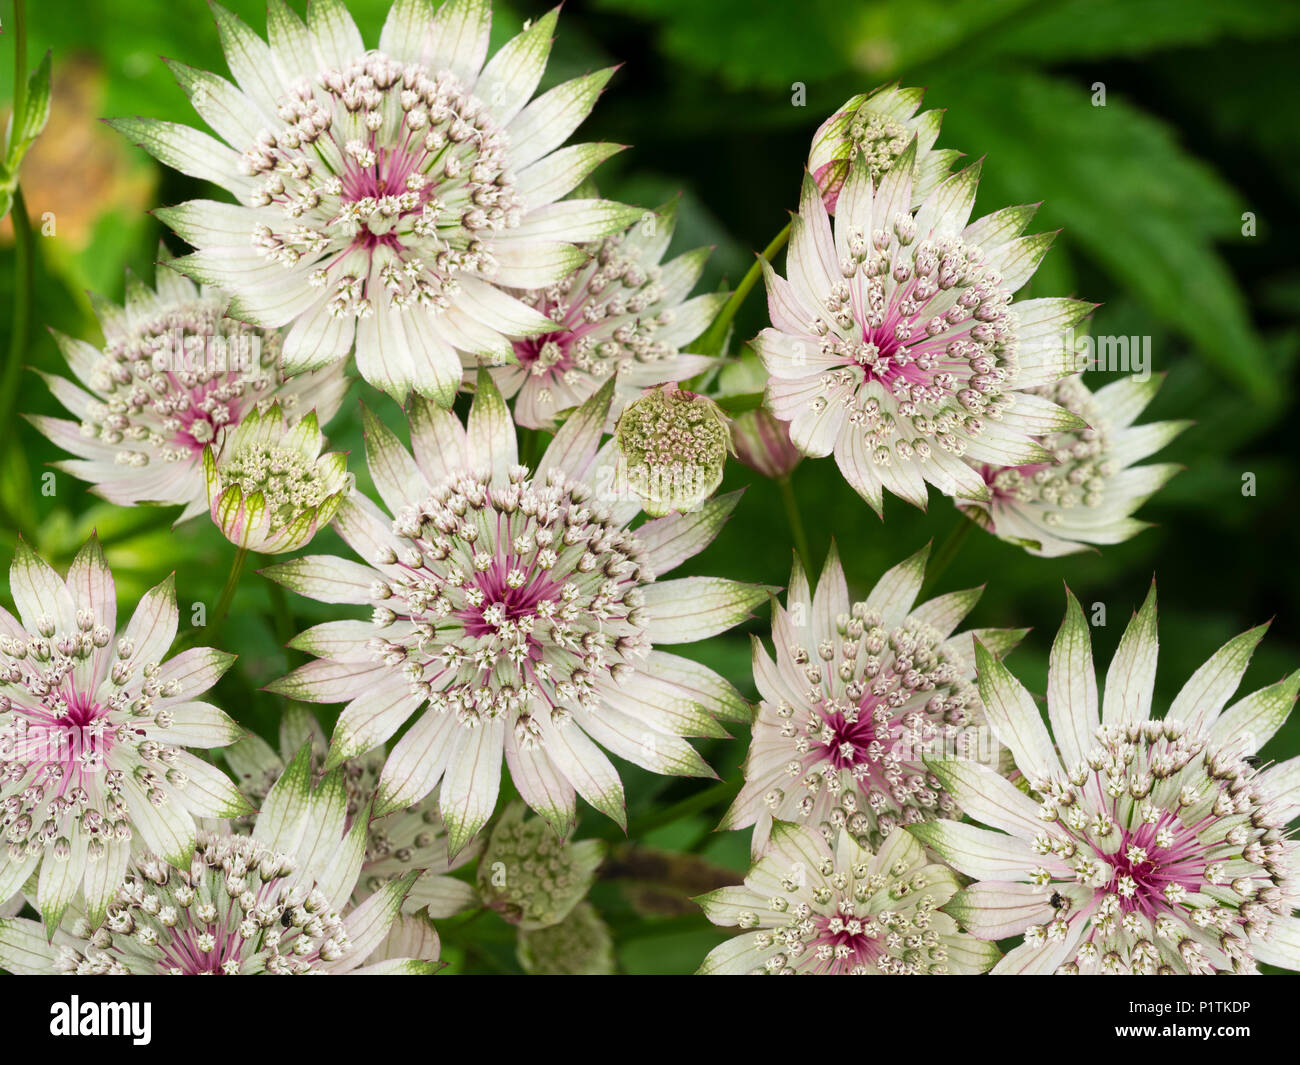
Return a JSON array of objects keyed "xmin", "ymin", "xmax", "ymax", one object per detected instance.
[{"xmin": 1, "ymin": 0, "xmax": 1298, "ymax": 973}]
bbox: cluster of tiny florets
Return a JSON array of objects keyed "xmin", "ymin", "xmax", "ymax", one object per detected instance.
[
  {"xmin": 368, "ymin": 466, "xmax": 653, "ymax": 739},
  {"xmin": 517, "ymin": 902, "xmax": 614, "ymax": 974},
  {"xmin": 0, "ymin": 622, "xmax": 186, "ymax": 866},
  {"xmin": 219, "ymin": 443, "xmax": 332, "ymax": 532},
  {"xmin": 512, "ymin": 230, "xmax": 676, "ymax": 400},
  {"xmin": 741, "ymin": 846, "xmax": 952, "ymax": 974},
  {"xmin": 845, "ymin": 112, "xmax": 911, "ymax": 181},
  {"xmin": 1027, "ymin": 720, "xmax": 1293, "ymax": 974},
  {"xmin": 476, "ymin": 806, "xmax": 601, "ymax": 929},
  {"xmin": 244, "ymin": 51, "xmax": 518, "ymax": 320},
  {"xmin": 54, "ymin": 833, "xmax": 348, "ymax": 975},
  {"xmin": 80, "ymin": 298, "xmax": 288, "ymax": 467},
  {"xmin": 767, "ymin": 606, "xmax": 978, "ymax": 845},
  {"xmin": 616, "ymin": 387, "xmax": 728, "ymax": 472},
  {"xmin": 806, "ymin": 227, "xmax": 1018, "ymax": 467},
  {"xmin": 615, "ymin": 387, "xmax": 729, "ymax": 515},
  {"xmin": 983, "ymin": 378, "xmax": 1112, "ymax": 521}
]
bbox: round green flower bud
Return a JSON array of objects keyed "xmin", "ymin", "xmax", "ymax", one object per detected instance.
[
  {"xmin": 203, "ymin": 403, "xmax": 349, "ymax": 554},
  {"xmin": 476, "ymin": 804, "xmax": 605, "ymax": 930},
  {"xmin": 807, "ymin": 84, "xmax": 955, "ymax": 215},
  {"xmin": 517, "ymin": 902, "xmax": 616, "ymax": 975},
  {"xmin": 614, "ymin": 384, "xmax": 731, "ymax": 518}
]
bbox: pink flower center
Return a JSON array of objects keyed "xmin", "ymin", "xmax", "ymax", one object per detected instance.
[
  {"xmin": 845, "ymin": 260, "xmax": 1001, "ymax": 396},
  {"xmin": 155, "ymin": 929, "xmax": 236, "ymax": 975},
  {"xmin": 7, "ymin": 688, "xmax": 114, "ymax": 798},
  {"xmin": 339, "ymin": 142, "xmax": 431, "ymax": 255},
  {"xmin": 169, "ymin": 390, "xmax": 236, "ymax": 455},
  {"xmin": 980, "ymin": 460, "xmax": 1051, "ymax": 498},
  {"xmin": 514, "ymin": 332, "xmax": 574, "ymax": 378},
  {"xmin": 811, "ymin": 912, "xmax": 880, "ymax": 972},
  {"xmin": 244, "ymin": 52, "xmax": 524, "ymax": 321},
  {"xmin": 90, "ymin": 303, "xmax": 276, "ymax": 463},
  {"xmin": 57, "ymin": 688, "xmax": 104, "ymax": 730},
  {"xmin": 1098, "ymin": 823, "xmax": 1204, "ymax": 917},
  {"xmin": 816, "ymin": 707, "xmax": 876, "ymax": 770},
  {"xmin": 456, "ymin": 564, "xmax": 565, "ymax": 641},
  {"xmin": 855, "ymin": 332, "xmax": 914, "ymax": 387}
]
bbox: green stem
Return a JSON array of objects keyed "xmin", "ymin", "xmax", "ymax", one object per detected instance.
[
  {"xmin": 264, "ymin": 560, "xmax": 296, "ymax": 664},
  {"xmin": 517, "ymin": 427, "xmax": 540, "ymax": 468},
  {"xmin": 1, "ymin": 3, "xmax": 33, "ymax": 446},
  {"xmin": 923, "ymin": 514, "xmax": 977, "ymax": 594},
  {"xmin": 210, "ymin": 547, "xmax": 249, "ymax": 638},
  {"xmin": 1, "ymin": 188, "xmax": 33, "ymax": 439},
  {"xmin": 694, "ymin": 221, "xmax": 791, "ymax": 356},
  {"xmin": 778, "ymin": 472, "xmax": 812, "ymax": 574},
  {"xmin": 12, "ymin": 1, "xmax": 27, "ymax": 122},
  {"xmin": 623, "ymin": 778, "xmax": 741, "ymax": 839}
]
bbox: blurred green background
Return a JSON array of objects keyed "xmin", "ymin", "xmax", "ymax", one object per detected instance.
[{"xmin": 2, "ymin": 0, "xmax": 1298, "ymax": 972}]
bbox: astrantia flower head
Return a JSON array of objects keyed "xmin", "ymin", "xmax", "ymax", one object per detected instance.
[
  {"xmin": 203, "ymin": 402, "xmax": 349, "ymax": 553},
  {"xmin": 958, "ymin": 374, "xmax": 1187, "ymax": 557},
  {"xmin": 0, "ymin": 753, "xmax": 436, "ymax": 974},
  {"xmin": 121, "ymin": 0, "xmax": 640, "ymax": 404},
  {"xmin": 476, "ymin": 801, "xmax": 603, "ymax": 929},
  {"xmin": 758, "ymin": 160, "xmax": 1089, "ymax": 515},
  {"xmin": 266, "ymin": 372, "xmax": 766, "ymax": 853},
  {"xmin": 518, "ymin": 900, "xmax": 615, "ymax": 974},
  {"xmin": 722, "ymin": 543, "xmax": 1024, "ymax": 854},
  {"xmin": 808, "ymin": 83, "xmax": 960, "ymax": 214},
  {"xmin": 28, "ymin": 254, "xmax": 347, "ymax": 521},
  {"xmin": 487, "ymin": 200, "xmax": 726, "ymax": 429},
  {"xmin": 914, "ymin": 587, "xmax": 1300, "ymax": 974},
  {"xmin": 696, "ymin": 822, "xmax": 1000, "ymax": 974},
  {"xmin": 223, "ymin": 704, "xmax": 479, "ymax": 923},
  {"xmin": 614, "ymin": 384, "xmax": 731, "ymax": 517},
  {"xmin": 0, "ymin": 537, "xmax": 249, "ymax": 930}
]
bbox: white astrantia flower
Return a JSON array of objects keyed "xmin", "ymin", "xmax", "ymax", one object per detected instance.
[
  {"xmin": 696, "ymin": 821, "xmax": 1000, "ymax": 974},
  {"xmin": 807, "ymin": 83, "xmax": 960, "ymax": 214},
  {"xmin": 913, "ymin": 587, "xmax": 1300, "ymax": 975},
  {"xmin": 476, "ymin": 801, "xmax": 603, "ymax": 929},
  {"xmin": 263, "ymin": 371, "xmax": 768, "ymax": 853},
  {"xmin": 957, "ymin": 374, "xmax": 1187, "ymax": 557},
  {"xmin": 757, "ymin": 156, "xmax": 1088, "ymax": 516},
  {"xmin": 0, "ymin": 751, "xmax": 437, "ymax": 974},
  {"xmin": 0, "ymin": 537, "xmax": 251, "ymax": 931},
  {"xmin": 114, "ymin": 0, "xmax": 641, "ymax": 405},
  {"xmin": 721, "ymin": 543, "xmax": 1024, "ymax": 855},
  {"xmin": 222, "ymin": 703, "xmax": 480, "ymax": 930},
  {"xmin": 486, "ymin": 199, "xmax": 726, "ymax": 429},
  {"xmin": 203, "ymin": 402, "xmax": 350, "ymax": 553},
  {"xmin": 27, "ymin": 252, "xmax": 347, "ymax": 522}
]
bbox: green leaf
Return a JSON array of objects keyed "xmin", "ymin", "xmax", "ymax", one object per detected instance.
[
  {"xmin": 928, "ymin": 69, "xmax": 1276, "ymax": 400},
  {"xmin": 5, "ymin": 51, "xmax": 54, "ymax": 173},
  {"xmin": 591, "ymin": 0, "xmax": 860, "ymax": 88},
  {"xmin": 988, "ymin": 0, "xmax": 1300, "ymax": 62},
  {"xmin": 592, "ymin": 0, "xmax": 1041, "ymax": 87}
]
